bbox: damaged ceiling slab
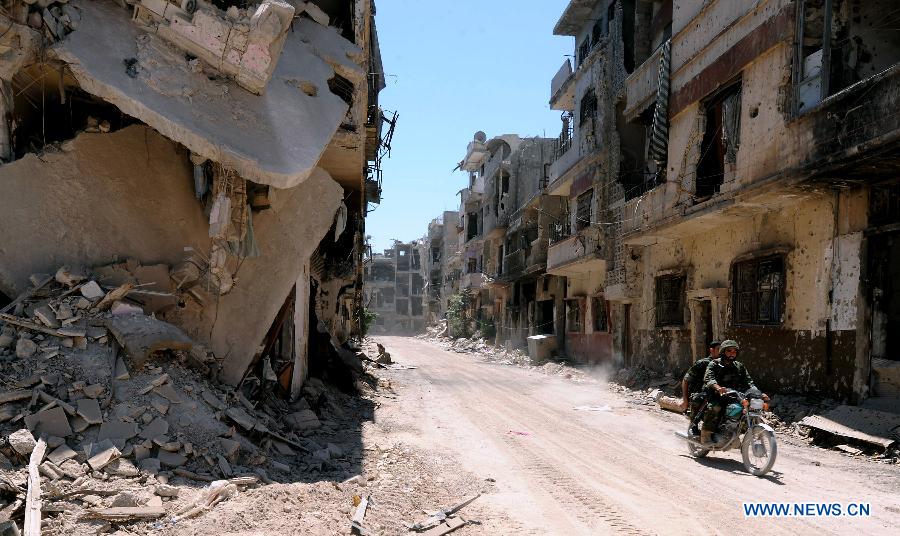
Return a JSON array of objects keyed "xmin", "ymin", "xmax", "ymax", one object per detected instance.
[
  {"xmin": 50, "ymin": 0, "xmax": 364, "ymax": 189},
  {"xmin": 799, "ymin": 405, "xmax": 900, "ymax": 450}
]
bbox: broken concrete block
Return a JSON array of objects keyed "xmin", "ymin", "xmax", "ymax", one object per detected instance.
[
  {"xmin": 76, "ymin": 398, "xmax": 103, "ymax": 425},
  {"xmin": 74, "ymin": 296, "xmax": 93, "ymax": 310},
  {"xmin": 110, "ymin": 492, "xmax": 140, "ymax": 508},
  {"xmin": 0, "ymin": 328, "xmax": 16, "ymax": 349},
  {"xmin": 33, "ymin": 305, "xmax": 60, "ymax": 329},
  {"xmin": 156, "ymin": 440, "xmax": 181, "ymax": 452},
  {"xmin": 86, "ymin": 440, "xmax": 121, "ymax": 471},
  {"xmin": 153, "ymin": 383, "xmax": 181, "ymax": 403},
  {"xmin": 24, "ymin": 406, "xmax": 73, "ymax": 437},
  {"xmin": 106, "ymin": 313, "xmax": 192, "ymax": 368},
  {"xmin": 97, "ymin": 419, "xmax": 139, "ymax": 442},
  {"xmin": 70, "ymin": 416, "xmax": 90, "ymax": 433},
  {"xmin": 46, "ymin": 435, "xmax": 65, "ymax": 449},
  {"xmin": 648, "ymin": 389, "xmax": 664, "ymax": 401},
  {"xmin": 15, "ymin": 337, "xmax": 38, "ymax": 358},
  {"xmin": 55, "ymin": 266, "xmax": 87, "ymax": 287},
  {"xmin": 83, "ymin": 383, "xmax": 105, "ymax": 399},
  {"xmin": 79, "ymin": 280, "xmax": 105, "ymax": 300},
  {"xmin": 139, "ymin": 417, "xmax": 169, "ymax": 441},
  {"xmin": 139, "ymin": 457, "xmax": 161, "ymax": 473},
  {"xmin": 285, "ymin": 409, "xmax": 320, "ymax": 430},
  {"xmin": 201, "ymin": 390, "xmax": 226, "ymax": 410},
  {"xmin": 8, "ymin": 428, "xmax": 37, "ymax": 455},
  {"xmin": 151, "ymin": 397, "xmax": 170, "ymax": 415},
  {"xmin": 114, "ymin": 354, "xmax": 130, "ymax": 381},
  {"xmin": 47, "ymin": 443, "xmax": 77, "ymax": 465},
  {"xmin": 110, "ymin": 301, "xmax": 144, "ymax": 316},
  {"xmin": 219, "ymin": 437, "xmax": 240, "ymax": 462},
  {"xmin": 140, "ymin": 374, "xmax": 169, "ymax": 394},
  {"xmin": 154, "ymin": 483, "xmax": 179, "ymax": 498},
  {"xmin": 217, "ymin": 454, "xmax": 233, "ymax": 477},
  {"xmin": 105, "ymin": 458, "xmax": 140, "ymax": 477},
  {"xmin": 225, "ymin": 407, "xmax": 256, "ymax": 430},
  {"xmin": 157, "ymin": 450, "xmax": 187, "ymax": 468},
  {"xmin": 56, "ymin": 304, "xmax": 75, "ymax": 321}
]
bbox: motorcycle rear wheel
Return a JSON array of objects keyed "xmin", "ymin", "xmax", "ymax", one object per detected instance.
[
  {"xmin": 686, "ymin": 425, "xmax": 709, "ymax": 458},
  {"xmin": 741, "ymin": 425, "xmax": 777, "ymax": 476}
]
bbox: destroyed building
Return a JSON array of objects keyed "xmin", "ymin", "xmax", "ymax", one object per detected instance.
[
  {"xmin": 362, "ymin": 241, "xmax": 427, "ymax": 334},
  {"xmin": 0, "ymin": 0, "xmax": 391, "ymax": 397},
  {"xmin": 426, "ymin": 0, "xmax": 900, "ymax": 407},
  {"xmin": 424, "ymin": 212, "xmax": 460, "ymax": 322}
]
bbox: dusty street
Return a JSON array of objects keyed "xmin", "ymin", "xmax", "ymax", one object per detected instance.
[{"xmin": 372, "ymin": 336, "xmax": 900, "ymax": 536}]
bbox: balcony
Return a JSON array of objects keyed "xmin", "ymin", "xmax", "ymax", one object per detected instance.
[
  {"xmin": 526, "ymin": 238, "xmax": 548, "ymax": 273},
  {"xmin": 547, "ymin": 227, "xmax": 606, "ymax": 276},
  {"xmin": 550, "ymin": 59, "xmax": 575, "ymax": 111},
  {"xmin": 624, "ymin": 45, "xmax": 662, "ymax": 120},
  {"xmin": 501, "ymin": 249, "xmax": 526, "ymax": 281},
  {"xmin": 460, "ymin": 272, "xmax": 488, "ymax": 290},
  {"xmin": 462, "ymin": 140, "xmax": 489, "ymax": 172}
]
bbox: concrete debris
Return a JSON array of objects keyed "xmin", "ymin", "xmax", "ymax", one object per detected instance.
[
  {"xmin": 350, "ymin": 494, "xmax": 369, "ymax": 535},
  {"xmin": 8, "ymin": 429, "xmax": 37, "ymax": 456},
  {"xmin": 15, "ymin": 338, "xmax": 37, "ymax": 359},
  {"xmin": 97, "ymin": 419, "xmax": 139, "ymax": 443},
  {"xmin": 157, "ymin": 450, "xmax": 187, "ymax": 468},
  {"xmin": 107, "ymin": 314, "xmax": 192, "ymax": 368},
  {"xmin": 86, "ymin": 440, "xmax": 121, "ymax": 471},
  {"xmin": 81, "ymin": 506, "xmax": 166, "ymax": 522},
  {"xmin": 46, "ymin": 444, "xmax": 77, "ymax": 465},
  {"xmin": 55, "ymin": 266, "xmax": 87, "ymax": 288},
  {"xmin": 406, "ymin": 493, "xmax": 481, "ymax": 533},
  {"xmin": 155, "ymin": 484, "xmax": 180, "ymax": 498},
  {"xmin": 799, "ymin": 405, "xmax": 900, "ymax": 450},
  {"xmin": 285, "ymin": 409, "xmax": 321, "ymax": 430},
  {"xmin": 104, "ymin": 458, "xmax": 140, "ymax": 477},
  {"xmin": 79, "ymin": 281, "xmax": 105, "ymax": 300},
  {"xmin": 75, "ymin": 398, "xmax": 103, "ymax": 425},
  {"xmin": 24, "ymin": 406, "xmax": 73, "ymax": 437}
]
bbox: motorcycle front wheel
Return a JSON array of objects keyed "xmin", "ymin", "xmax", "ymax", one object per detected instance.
[{"xmin": 741, "ymin": 425, "xmax": 777, "ymax": 476}]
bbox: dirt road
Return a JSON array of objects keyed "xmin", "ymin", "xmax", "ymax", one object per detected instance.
[{"xmin": 374, "ymin": 336, "xmax": 900, "ymax": 535}]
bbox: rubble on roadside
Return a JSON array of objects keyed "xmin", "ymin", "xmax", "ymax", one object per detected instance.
[{"xmin": 0, "ymin": 266, "xmax": 394, "ymax": 534}]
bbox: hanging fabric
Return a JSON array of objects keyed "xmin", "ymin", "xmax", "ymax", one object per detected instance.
[
  {"xmin": 722, "ymin": 89, "xmax": 742, "ymax": 164},
  {"xmin": 648, "ymin": 39, "xmax": 672, "ymax": 172}
]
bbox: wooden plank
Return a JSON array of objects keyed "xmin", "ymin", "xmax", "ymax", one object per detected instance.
[
  {"xmin": 0, "ymin": 275, "xmax": 53, "ymax": 315},
  {"xmin": 421, "ymin": 517, "xmax": 466, "ymax": 536},
  {"xmin": 25, "ymin": 438, "xmax": 47, "ymax": 536},
  {"xmin": 0, "ymin": 313, "xmax": 86, "ymax": 339},
  {"xmin": 81, "ymin": 506, "xmax": 166, "ymax": 521}
]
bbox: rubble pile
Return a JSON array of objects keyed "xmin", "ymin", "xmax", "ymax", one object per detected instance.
[{"xmin": 0, "ymin": 265, "xmax": 381, "ymax": 533}]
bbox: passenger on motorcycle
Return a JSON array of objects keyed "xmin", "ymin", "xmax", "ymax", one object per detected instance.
[
  {"xmin": 679, "ymin": 340, "xmax": 721, "ymax": 436},
  {"xmin": 700, "ymin": 340, "xmax": 769, "ymax": 446}
]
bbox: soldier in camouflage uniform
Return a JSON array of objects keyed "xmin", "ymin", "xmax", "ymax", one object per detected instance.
[
  {"xmin": 680, "ymin": 340, "xmax": 721, "ymax": 435},
  {"xmin": 700, "ymin": 340, "xmax": 769, "ymax": 445}
]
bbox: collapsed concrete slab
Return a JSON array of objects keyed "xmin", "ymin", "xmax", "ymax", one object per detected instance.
[
  {"xmin": 106, "ymin": 313, "xmax": 193, "ymax": 368},
  {"xmin": 51, "ymin": 0, "xmax": 362, "ymax": 189}
]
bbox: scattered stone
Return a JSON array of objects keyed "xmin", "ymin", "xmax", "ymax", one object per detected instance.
[
  {"xmin": 201, "ymin": 390, "xmax": 227, "ymax": 410},
  {"xmin": 220, "ymin": 437, "xmax": 240, "ymax": 462},
  {"xmin": 8, "ymin": 428, "xmax": 37, "ymax": 455},
  {"xmin": 56, "ymin": 266, "xmax": 87, "ymax": 287},
  {"xmin": 24, "ymin": 406, "xmax": 73, "ymax": 437},
  {"xmin": 0, "ymin": 328, "xmax": 15, "ymax": 349},
  {"xmin": 97, "ymin": 419, "xmax": 139, "ymax": 442},
  {"xmin": 140, "ymin": 417, "xmax": 169, "ymax": 440},
  {"xmin": 15, "ymin": 337, "xmax": 38, "ymax": 358},
  {"xmin": 70, "ymin": 415, "xmax": 90, "ymax": 433},
  {"xmin": 217, "ymin": 454, "xmax": 233, "ymax": 476},
  {"xmin": 271, "ymin": 460, "xmax": 291, "ymax": 472},
  {"xmin": 225, "ymin": 407, "xmax": 257, "ymax": 430},
  {"xmin": 105, "ymin": 458, "xmax": 140, "ymax": 477},
  {"xmin": 76, "ymin": 398, "xmax": 103, "ymax": 425},
  {"xmin": 151, "ymin": 397, "xmax": 170, "ymax": 415},
  {"xmin": 157, "ymin": 450, "xmax": 187, "ymax": 468},
  {"xmin": 132, "ymin": 445, "xmax": 151, "ymax": 461},
  {"xmin": 47, "ymin": 444, "xmax": 77, "ymax": 465},
  {"xmin": 139, "ymin": 458, "xmax": 161, "ymax": 473},
  {"xmin": 648, "ymin": 389, "xmax": 664, "ymax": 401},
  {"xmin": 153, "ymin": 382, "xmax": 181, "ymax": 403},
  {"xmin": 86, "ymin": 440, "xmax": 121, "ymax": 471},
  {"xmin": 82, "ymin": 383, "xmax": 105, "ymax": 398},
  {"xmin": 154, "ymin": 484, "xmax": 179, "ymax": 498},
  {"xmin": 33, "ymin": 305, "xmax": 60, "ymax": 329},
  {"xmin": 285, "ymin": 409, "xmax": 321, "ymax": 430}
]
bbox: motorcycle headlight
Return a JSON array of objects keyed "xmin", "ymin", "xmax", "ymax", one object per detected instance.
[{"xmin": 750, "ymin": 399, "xmax": 764, "ymax": 410}]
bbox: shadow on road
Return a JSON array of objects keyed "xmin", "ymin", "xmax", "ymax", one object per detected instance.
[{"xmin": 679, "ymin": 455, "xmax": 786, "ymax": 485}]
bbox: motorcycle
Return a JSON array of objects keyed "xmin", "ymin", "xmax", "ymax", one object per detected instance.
[{"xmin": 675, "ymin": 387, "xmax": 778, "ymax": 476}]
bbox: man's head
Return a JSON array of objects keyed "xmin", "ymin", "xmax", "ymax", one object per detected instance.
[
  {"xmin": 709, "ymin": 340, "xmax": 722, "ymax": 358},
  {"xmin": 719, "ymin": 340, "xmax": 740, "ymax": 363}
]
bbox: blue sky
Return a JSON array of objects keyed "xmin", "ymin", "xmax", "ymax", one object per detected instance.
[{"xmin": 367, "ymin": 0, "xmax": 573, "ymax": 253}]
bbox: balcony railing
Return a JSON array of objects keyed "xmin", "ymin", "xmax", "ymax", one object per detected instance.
[{"xmin": 547, "ymin": 227, "xmax": 606, "ymax": 275}]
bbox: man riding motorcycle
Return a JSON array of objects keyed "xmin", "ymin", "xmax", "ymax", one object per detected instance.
[
  {"xmin": 700, "ymin": 340, "xmax": 769, "ymax": 446},
  {"xmin": 680, "ymin": 340, "xmax": 721, "ymax": 436}
]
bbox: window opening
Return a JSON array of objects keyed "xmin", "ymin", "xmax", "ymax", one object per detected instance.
[
  {"xmin": 733, "ymin": 256, "xmax": 785, "ymax": 325},
  {"xmin": 566, "ymin": 299, "xmax": 583, "ymax": 333},
  {"xmin": 592, "ymin": 297, "xmax": 608, "ymax": 332},
  {"xmin": 579, "ymin": 90, "xmax": 598, "ymax": 125},
  {"xmin": 655, "ymin": 274, "xmax": 685, "ymax": 327},
  {"xmin": 575, "ymin": 189, "xmax": 593, "ymax": 231},
  {"xmin": 696, "ymin": 82, "xmax": 741, "ymax": 199}
]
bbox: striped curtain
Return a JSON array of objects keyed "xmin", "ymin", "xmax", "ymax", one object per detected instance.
[{"xmin": 648, "ymin": 39, "xmax": 672, "ymax": 172}]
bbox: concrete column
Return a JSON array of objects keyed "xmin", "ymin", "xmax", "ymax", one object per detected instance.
[{"xmin": 290, "ymin": 260, "xmax": 311, "ymax": 401}]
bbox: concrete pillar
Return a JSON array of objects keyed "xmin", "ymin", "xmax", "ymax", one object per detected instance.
[{"xmin": 290, "ymin": 260, "xmax": 311, "ymax": 401}]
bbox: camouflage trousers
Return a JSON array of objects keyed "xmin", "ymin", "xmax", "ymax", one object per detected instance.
[{"xmin": 701, "ymin": 399, "xmax": 724, "ymax": 432}]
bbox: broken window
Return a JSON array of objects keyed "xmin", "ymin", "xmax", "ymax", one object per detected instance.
[
  {"xmin": 579, "ymin": 90, "xmax": 597, "ymax": 125},
  {"xmin": 575, "ymin": 189, "xmax": 593, "ymax": 231},
  {"xmin": 397, "ymin": 247, "xmax": 410, "ymax": 271},
  {"xmin": 497, "ymin": 244, "xmax": 504, "ymax": 276},
  {"xmin": 617, "ymin": 103, "xmax": 658, "ymax": 201},
  {"xmin": 382, "ymin": 287, "xmax": 395, "ymax": 304},
  {"xmin": 592, "ymin": 297, "xmax": 608, "ymax": 332},
  {"xmin": 578, "ymin": 37, "xmax": 591, "ymax": 67},
  {"xmin": 397, "ymin": 276, "xmax": 410, "ymax": 297},
  {"xmin": 466, "ymin": 212, "xmax": 479, "ymax": 240},
  {"xmin": 733, "ymin": 256, "xmax": 785, "ymax": 326},
  {"xmin": 396, "ymin": 298, "xmax": 409, "ymax": 315},
  {"xmin": 655, "ymin": 274, "xmax": 685, "ymax": 327},
  {"xmin": 411, "ymin": 296, "xmax": 423, "ymax": 316},
  {"xmin": 467, "ymin": 258, "xmax": 478, "ymax": 274},
  {"xmin": 795, "ymin": 0, "xmax": 900, "ymax": 113},
  {"xmin": 411, "ymin": 274, "xmax": 424, "ymax": 295},
  {"xmin": 431, "ymin": 247, "xmax": 441, "ymax": 263},
  {"xmin": 696, "ymin": 82, "xmax": 742, "ymax": 199},
  {"xmin": 412, "ymin": 250, "xmax": 421, "ymax": 270},
  {"xmin": 566, "ymin": 299, "xmax": 583, "ymax": 333}
]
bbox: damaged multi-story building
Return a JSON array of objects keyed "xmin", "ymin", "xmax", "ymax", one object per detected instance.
[
  {"xmin": 424, "ymin": 212, "xmax": 460, "ymax": 322},
  {"xmin": 0, "ymin": 0, "xmax": 391, "ymax": 398},
  {"xmin": 539, "ymin": 0, "xmax": 900, "ymax": 405},
  {"xmin": 362, "ymin": 240, "xmax": 427, "ymax": 334},
  {"xmin": 426, "ymin": 0, "xmax": 900, "ymax": 407}
]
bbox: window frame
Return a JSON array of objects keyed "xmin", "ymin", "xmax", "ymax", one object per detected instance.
[
  {"xmin": 575, "ymin": 188, "xmax": 593, "ymax": 231},
  {"xmin": 655, "ymin": 274, "xmax": 686, "ymax": 327},
  {"xmin": 591, "ymin": 296, "xmax": 609, "ymax": 333},
  {"xmin": 731, "ymin": 254, "xmax": 786, "ymax": 327}
]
